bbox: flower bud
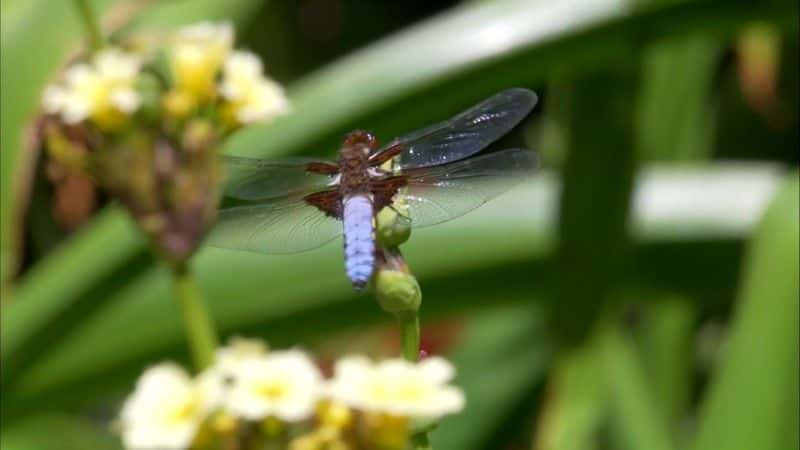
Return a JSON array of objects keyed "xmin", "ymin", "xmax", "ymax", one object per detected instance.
[
  {"xmin": 374, "ymin": 269, "xmax": 421, "ymax": 316},
  {"xmin": 376, "ymin": 204, "xmax": 411, "ymax": 247}
]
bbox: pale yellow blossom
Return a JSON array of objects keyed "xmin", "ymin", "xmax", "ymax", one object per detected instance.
[
  {"xmin": 119, "ymin": 363, "xmax": 220, "ymax": 450},
  {"xmin": 168, "ymin": 21, "xmax": 233, "ymax": 101},
  {"xmin": 327, "ymin": 355, "xmax": 465, "ymax": 420},
  {"xmin": 43, "ymin": 48, "xmax": 142, "ymax": 129},
  {"xmin": 219, "ymin": 50, "xmax": 289, "ymax": 125},
  {"xmin": 225, "ymin": 349, "xmax": 322, "ymax": 422}
]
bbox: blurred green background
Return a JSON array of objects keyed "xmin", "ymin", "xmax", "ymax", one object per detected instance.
[{"xmin": 1, "ymin": 0, "xmax": 798, "ymax": 449}]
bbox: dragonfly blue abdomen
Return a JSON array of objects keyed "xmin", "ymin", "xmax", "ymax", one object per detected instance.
[{"xmin": 343, "ymin": 195, "xmax": 375, "ymax": 289}]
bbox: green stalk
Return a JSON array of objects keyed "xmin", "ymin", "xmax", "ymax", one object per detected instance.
[
  {"xmin": 170, "ymin": 261, "xmax": 218, "ymax": 370},
  {"xmin": 411, "ymin": 432, "xmax": 433, "ymax": 450},
  {"xmin": 397, "ymin": 312, "xmax": 432, "ymax": 449},
  {"xmin": 398, "ymin": 313, "xmax": 420, "ymax": 362},
  {"xmin": 73, "ymin": 0, "xmax": 105, "ymax": 52}
]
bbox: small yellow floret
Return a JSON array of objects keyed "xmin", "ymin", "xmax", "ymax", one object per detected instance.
[
  {"xmin": 43, "ymin": 48, "xmax": 142, "ymax": 130},
  {"xmin": 219, "ymin": 50, "xmax": 289, "ymax": 125},
  {"xmin": 169, "ymin": 21, "xmax": 233, "ymax": 102}
]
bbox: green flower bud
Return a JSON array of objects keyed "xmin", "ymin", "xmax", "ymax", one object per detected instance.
[
  {"xmin": 374, "ymin": 269, "xmax": 421, "ymax": 316},
  {"xmin": 376, "ymin": 203, "xmax": 411, "ymax": 247}
]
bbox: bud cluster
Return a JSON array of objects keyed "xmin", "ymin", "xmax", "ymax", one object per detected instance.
[{"xmin": 39, "ymin": 22, "xmax": 289, "ymax": 263}]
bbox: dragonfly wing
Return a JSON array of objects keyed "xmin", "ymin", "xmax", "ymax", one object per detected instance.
[
  {"xmin": 393, "ymin": 149, "xmax": 538, "ymax": 228},
  {"xmin": 378, "ymin": 89, "xmax": 537, "ymax": 170},
  {"xmin": 206, "ymin": 196, "xmax": 342, "ymax": 254},
  {"xmin": 223, "ymin": 155, "xmax": 338, "ymax": 201}
]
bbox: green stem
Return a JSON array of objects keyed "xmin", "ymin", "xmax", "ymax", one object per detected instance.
[
  {"xmin": 399, "ymin": 313, "xmax": 420, "ymax": 362},
  {"xmin": 73, "ymin": 0, "xmax": 105, "ymax": 52},
  {"xmin": 397, "ymin": 312, "xmax": 433, "ymax": 449},
  {"xmin": 170, "ymin": 261, "xmax": 218, "ymax": 370},
  {"xmin": 411, "ymin": 432, "xmax": 433, "ymax": 450}
]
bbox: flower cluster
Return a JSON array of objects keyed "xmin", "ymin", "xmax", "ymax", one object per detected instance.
[
  {"xmin": 119, "ymin": 337, "xmax": 465, "ymax": 450},
  {"xmin": 39, "ymin": 22, "xmax": 288, "ymax": 262}
]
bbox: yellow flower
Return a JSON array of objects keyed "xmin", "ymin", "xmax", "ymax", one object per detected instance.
[
  {"xmin": 119, "ymin": 363, "xmax": 220, "ymax": 450},
  {"xmin": 224, "ymin": 349, "xmax": 322, "ymax": 422},
  {"xmin": 43, "ymin": 48, "xmax": 142, "ymax": 130},
  {"xmin": 219, "ymin": 50, "xmax": 289, "ymax": 125},
  {"xmin": 327, "ymin": 356, "xmax": 465, "ymax": 420},
  {"xmin": 168, "ymin": 21, "xmax": 233, "ymax": 102}
]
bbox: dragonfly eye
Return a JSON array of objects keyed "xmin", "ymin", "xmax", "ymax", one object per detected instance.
[{"xmin": 343, "ymin": 130, "xmax": 379, "ymax": 149}]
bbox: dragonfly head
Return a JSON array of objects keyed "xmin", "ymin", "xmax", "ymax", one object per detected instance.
[{"xmin": 343, "ymin": 130, "xmax": 378, "ymax": 152}]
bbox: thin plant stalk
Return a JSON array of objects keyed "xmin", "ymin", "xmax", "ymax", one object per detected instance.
[
  {"xmin": 398, "ymin": 311, "xmax": 432, "ymax": 449},
  {"xmin": 73, "ymin": 0, "xmax": 105, "ymax": 52},
  {"xmin": 399, "ymin": 313, "xmax": 420, "ymax": 362},
  {"xmin": 170, "ymin": 261, "xmax": 218, "ymax": 370},
  {"xmin": 412, "ymin": 433, "xmax": 433, "ymax": 450}
]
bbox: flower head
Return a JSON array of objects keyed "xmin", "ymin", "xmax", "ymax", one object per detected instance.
[
  {"xmin": 328, "ymin": 355, "xmax": 465, "ymax": 420},
  {"xmin": 43, "ymin": 48, "xmax": 142, "ymax": 130},
  {"xmin": 225, "ymin": 349, "xmax": 323, "ymax": 422},
  {"xmin": 119, "ymin": 363, "xmax": 219, "ymax": 450},
  {"xmin": 168, "ymin": 21, "xmax": 233, "ymax": 101},
  {"xmin": 219, "ymin": 50, "xmax": 289, "ymax": 125}
]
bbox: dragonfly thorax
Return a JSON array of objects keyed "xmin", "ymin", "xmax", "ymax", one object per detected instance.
[{"xmin": 338, "ymin": 133, "xmax": 378, "ymax": 197}]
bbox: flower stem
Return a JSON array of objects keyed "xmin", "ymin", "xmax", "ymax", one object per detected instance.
[
  {"xmin": 399, "ymin": 313, "xmax": 420, "ymax": 362},
  {"xmin": 398, "ymin": 312, "xmax": 433, "ymax": 449},
  {"xmin": 73, "ymin": 0, "xmax": 105, "ymax": 52},
  {"xmin": 170, "ymin": 261, "xmax": 218, "ymax": 370},
  {"xmin": 412, "ymin": 433, "xmax": 433, "ymax": 450}
]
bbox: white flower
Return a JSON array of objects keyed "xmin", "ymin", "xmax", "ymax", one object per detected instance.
[
  {"xmin": 119, "ymin": 363, "xmax": 219, "ymax": 450},
  {"xmin": 214, "ymin": 335, "xmax": 269, "ymax": 378},
  {"xmin": 327, "ymin": 355, "xmax": 465, "ymax": 420},
  {"xmin": 219, "ymin": 50, "xmax": 289, "ymax": 124},
  {"xmin": 42, "ymin": 48, "xmax": 142, "ymax": 129},
  {"xmin": 225, "ymin": 349, "xmax": 322, "ymax": 422},
  {"xmin": 169, "ymin": 21, "xmax": 233, "ymax": 99}
]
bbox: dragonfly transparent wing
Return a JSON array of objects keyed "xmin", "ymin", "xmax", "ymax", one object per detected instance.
[
  {"xmin": 223, "ymin": 155, "xmax": 337, "ymax": 201},
  {"xmin": 206, "ymin": 197, "xmax": 342, "ymax": 254},
  {"xmin": 378, "ymin": 88, "xmax": 537, "ymax": 170},
  {"xmin": 392, "ymin": 149, "xmax": 538, "ymax": 228}
]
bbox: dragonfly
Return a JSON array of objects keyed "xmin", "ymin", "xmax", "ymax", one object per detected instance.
[{"xmin": 208, "ymin": 88, "xmax": 539, "ymax": 289}]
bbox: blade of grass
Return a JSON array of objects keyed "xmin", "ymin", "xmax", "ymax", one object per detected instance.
[
  {"xmin": 535, "ymin": 340, "xmax": 607, "ymax": 450},
  {"xmin": 637, "ymin": 34, "xmax": 720, "ymax": 161},
  {"xmin": 552, "ymin": 65, "xmax": 638, "ymax": 343},
  {"xmin": 639, "ymin": 297, "xmax": 695, "ymax": 427},
  {"xmin": 0, "ymin": 0, "xmax": 117, "ymax": 295},
  {"xmin": 0, "ymin": 413, "xmax": 121, "ymax": 450},
  {"xmin": 600, "ymin": 322, "xmax": 676, "ymax": 450},
  {"xmin": 690, "ymin": 173, "xmax": 799, "ymax": 450},
  {"xmin": 433, "ymin": 302, "xmax": 549, "ymax": 450}
]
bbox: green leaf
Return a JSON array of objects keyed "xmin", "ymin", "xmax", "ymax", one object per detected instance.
[
  {"xmin": 601, "ymin": 323, "xmax": 676, "ymax": 450},
  {"xmin": 535, "ymin": 340, "xmax": 607, "ymax": 450},
  {"xmin": 1, "ymin": 0, "xmax": 115, "ymax": 293},
  {"xmin": 639, "ymin": 297, "xmax": 696, "ymax": 425},
  {"xmin": 552, "ymin": 66, "xmax": 638, "ymax": 343},
  {"xmin": 691, "ymin": 173, "xmax": 800, "ymax": 450},
  {"xmin": 636, "ymin": 34, "xmax": 720, "ymax": 161},
  {"xmin": 0, "ymin": 413, "xmax": 120, "ymax": 450},
  {"xmin": 432, "ymin": 302, "xmax": 549, "ymax": 449}
]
